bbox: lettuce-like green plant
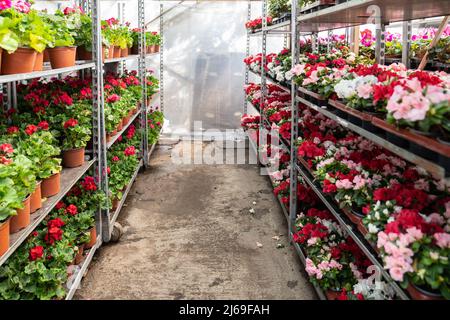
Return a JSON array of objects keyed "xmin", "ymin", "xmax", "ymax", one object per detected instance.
[
  {"xmin": 0, "ymin": 168, "xmax": 22, "ymax": 223},
  {"xmin": 9, "ymin": 154, "xmax": 36, "ymax": 200},
  {"xmin": 15, "ymin": 131, "xmax": 62, "ymax": 181},
  {"xmin": 0, "ymin": 8, "xmax": 52, "ymax": 53}
]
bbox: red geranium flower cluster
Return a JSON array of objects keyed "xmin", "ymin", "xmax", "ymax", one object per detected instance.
[
  {"xmin": 29, "ymin": 246, "xmax": 44, "ymax": 261},
  {"xmin": 45, "ymin": 218, "xmax": 65, "ymax": 245},
  {"xmin": 297, "ymin": 141, "xmax": 325, "ymax": 159},
  {"xmin": 81, "ymin": 176, "xmax": 97, "ymax": 191},
  {"xmin": 64, "ymin": 118, "xmax": 78, "ymax": 129},
  {"xmin": 124, "ymin": 146, "xmax": 136, "ymax": 156},
  {"xmin": 293, "ymin": 222, "xmax": 328, "ymax": 244}
]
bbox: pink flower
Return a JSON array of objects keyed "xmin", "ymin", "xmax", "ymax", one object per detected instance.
[
  {"xmin": 0, "ymin": 0, "xmax": 11, "ymax": 11},
  {"xmin": 335, "ymin": 179, "xmax": 353, "ymax": 190},
  {"xmin": 434, "ymin": 233, "xmax": 450, "ymax": 249},
  {"xmin": 13, "ymin": 0, "xmax": 30, "ymax": 13},
  {"xmin": 356, "ymin": 83, "xmax": 373, "ymax": 99}
]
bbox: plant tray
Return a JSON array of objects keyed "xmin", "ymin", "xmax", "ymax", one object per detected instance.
[
  {"xmin": 298, "ymin": 157, "xmax": 315, "ymax": 176},
  {"xmin": 300, "ymin": 0, "xmax": 336, "ymax": 14},
  {"xmin": 327, "ymin": 99, "xmax": 372, "ymax": 121},
  {"xmin": 298, "ymin": 87, "xmax": 327, "ymax": 102},
  {"xmin": 371, "ymin": 117, "xmax": 450, "ymax": 157}
]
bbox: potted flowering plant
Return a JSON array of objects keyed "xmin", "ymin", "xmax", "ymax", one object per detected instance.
[
  {"xmin": 43, "ymin": 9, "xmax": 80, "ymax": 68},
  {"xmin": 72, "ymin": 8, "xmax": 93, "ymax": 60},
  {"xmin": 268, "ymin": 0, "xmax": 290, "ymax": 20},
  {"xmin": 14, "ymin": 129, "xmax": 62, "ymax": 211},
  {"xmin": 0, "ymin": 5, "xmax": 51, "ymax": 74},
  {"xmin": 0, "ymin": 165, "xmax": 22, "ymax": 256},
  {"xmin": 8, "ymin": 154, "xmax": 36, "ymax": 232}
]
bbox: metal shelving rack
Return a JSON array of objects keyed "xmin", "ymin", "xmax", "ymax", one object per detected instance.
[
  {"xmin": 244, "ymin": 0, "xmax": 450, "ymax": 300},
  {"xmin": 0, "ymin": 0, "xmax": 163, "ymax": 299}
]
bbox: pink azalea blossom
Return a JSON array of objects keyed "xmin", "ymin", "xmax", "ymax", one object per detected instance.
[{"xmin": 434, "ymin": 233, "xmax": 450, "ymax": 249}]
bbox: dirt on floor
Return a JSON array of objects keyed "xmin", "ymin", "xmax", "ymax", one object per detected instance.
[{"xmin": 74, "ymin": 141, "xmax": 316, "ymax": 300}]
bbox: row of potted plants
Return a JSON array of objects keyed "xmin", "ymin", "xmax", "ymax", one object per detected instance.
[
  {"xmin": 0, "ymin": 3, "xmax": 162, "ymax": 75},
  {"xmin": 0, "ymin": 174, "xmax": 106, "ymax": 300},
  {"xmin": 108, "ymin": 125, "xmax": 140, "ymax": 212},
  {"xmin": 245, "ymin": 47, "xmax": 450, "ymax": 162},
  {"xmin": 241, "ymin": 86, "xmax": 397, "ymax": 299},
  {"xmin": 242, "ymin": 81, "xmax": 449, "ymax": 299},
  {"xmin": 104, "ymin": 71, "xmax": 142, "ymax": 141},
  {"xmin": 294, "ymin": 103, "xmax": 449, "ymax": 299}
]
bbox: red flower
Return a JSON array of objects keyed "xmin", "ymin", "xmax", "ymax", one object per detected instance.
[
  {"xmin": 81, "ymin": 176, "xmax": 97, "ymax": 191},
  {"xmin": 322, "ymin": 179, "xmax": 337, "ymax": 194},
  {"xmin": 64, "ymin": 118, "xmax": 78, "ymax": 129},
  {"xmin": 112, "ymin": 156, "xmax": 120, "ymax": 162},
  {"xmin": 66, "ymin": 204, "xmax": 78, "ymax": 216},
  {"xmin": 298, "ymin": 141, "xmax": 325, "ymax": 159},
  {"xmin": 124, "ymin": 146, "xmax": 136, "ymax": 156},
  {"xmin": 0, "ymin": 143, "xmax": 13, "ymax": 154},
  {"xmin": 106, "ymin": 94, "xmax": 120, "ymax": 103},
  {"xmin": 25, "ymin": 124, "xmax": 38, "ymax": 135},
  {"xmin": 48, "ymin": 218, "xmax": 65, "ymax": 229},
  {"xmin": 55, "ymin": 201, "xmax": 66, "ymax": 210},
  {"xmin": 7, "ymin": 126, "xmax": 19, "ymax": 134},
  {"xmin": 107, "ymin": 167, "xmax": 111, "ymax": 174},
  {"xmin": 38, "ymin": 121, "xmax": 49, "ymax": 130},
  {"xmin": 32, "ymin": 231, "xmax": 38, "ymax": 237},
  {"xmin": 29, "ymin": 246, "xmax": 44, "ymax": 261}
]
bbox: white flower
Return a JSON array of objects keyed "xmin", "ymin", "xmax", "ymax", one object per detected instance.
[{"xmin": 368, "ymin": 223, "xmax": 379, "ymax": 234}]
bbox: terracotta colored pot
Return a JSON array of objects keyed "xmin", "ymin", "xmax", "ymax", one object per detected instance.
[
  {"xmin": 407, "ymin": 283, "xmax": 443, "ymax": 300},
  {"xmin": 10, "ymin": 196, "xmax": 31, "ymax": 233},
  {"xmin": 113, "ymin": 46, "xmax": 121, "ymax": 58},
  {"xmin": 74, "ymin": 244, "xmax": 85, "ymax": 265},
  {"xmin": 47, "ymin": 46, "xmax": 77, "ymax": 69},
  {"xmin": 117, "ymin": 122, "xmax": 123, "ymax": 131},
  {"xmin": 1, "ymin": 47, "xmax": 37, "ymax": 74},
  {"xmin": 30, "ymin": 181, "xmax": 42, "ymax": 213},
  {"xmin": 342, "ymin": 206, "xmax": 363, "ymax": 225},
  {"xmin": 111, "ymin": 128, "xmax": 118, "ymax": 136},
  {"xmin": 325, "ymin": 289, "xmax": 341, "ymax": 300},
  {"xmin": 43, "ymin": 49, "xmax": 50, "ymax": 62},
  {"xmin": 122, "ymin": 115, "xmax": 130, "ymax": 127},
  {"xmin": 41, "ymin": 172, "xmax": 61, "ymax": 198},
  {"xmin": 62, "ymin": 148, "xmax": 85, "ymax": 168},
  {"xmin": 106, "ymin": 134, "xmax": 112, "ymax": 143},
  {"xmin": 0, "ymin": 218, "xmax": 10, "ymax": 257},
  {"xmin": 85, "ymin": 227, "xmax": 97, "ymax": 249},
  {"xmin": 154, "ymin": 45, "xmax": 160, "ymax": 52},
  {"xmin": 146, "ymin": 46, "xmax": 151, "ymax": 54},
  {"xmin": 77, "ymin": 46, "xmax": 92, "ymax": 60},
  {"xmin": 131, "ymin": 45, "xmax": 138, "ymax": 55},
  {"xmin": 107, "ymin": 46, "xmax": 115, "ymax": 59},
  {"xmin": 111, "ymin": 198, "xmax": 120, "ymax": 211},
  {"xmin": 121, "ymin": 47, "xmax": 129, "ymax": 57},
  {"xmin": 33, "ymin": 51, "xmax": 44, "ymax": 71}
]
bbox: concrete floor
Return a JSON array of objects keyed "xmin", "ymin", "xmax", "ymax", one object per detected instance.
[{"xmin": 75, "ymin": 141, "xmax": 316, "ymax": 300}]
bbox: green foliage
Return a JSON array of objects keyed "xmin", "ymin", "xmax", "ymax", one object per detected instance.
[{"xmin": 0, "ymin": 170, "xmax": 22, "ymax": 222}]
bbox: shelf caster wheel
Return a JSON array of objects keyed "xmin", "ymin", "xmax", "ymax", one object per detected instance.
[{"xmin": 110, "ymin": 222, "xmax": 124, "ymax": 242}]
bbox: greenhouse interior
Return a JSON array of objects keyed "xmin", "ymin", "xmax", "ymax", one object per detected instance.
[{"xmin": 0, "ymin": 0, "xmax": 449, "ymax": 304}]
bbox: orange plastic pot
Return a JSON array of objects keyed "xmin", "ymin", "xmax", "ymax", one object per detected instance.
[
  {"xmin": 406, "ymin": 284, "xmax": 443, "ymax": 300},
  {"xmin": 43, "ymin": 49, "xmax": 50, "ymax": 62},
  {"xmin": 154, "ymin": 45, "xmax": 160, "ymax": 53},
  {"xmin": 74, "ymin": 245, "xmax": 85, "ymax": 265},
  {"xmin": 47, "ymin": 46, "xmax": 77, "ymax": 69},
  {"xmin": 10, "ymin": 196, "xmax": 31, "ymax": 233},
  {"xmin": 122, "ymin": 115, "xmax": 130, "ymax": 127},
  {"xmin": 0, "ymin": 219, "xmax": 10, "ymax": 257},
  {"xmin": 62, "ymin": 148, "xmax": 85, "ymax": 168},
  {"xmin": 111, "ymin": 198, "xmax": 120, "ymax": 211},
  {"xmin": 113, "ymin": 46, "xmax": 121, "ymax": 58},
  {"xmin": 30, "ymin": 181, "xmax": 42, "ymax": 213},
  {"xmin": 1, "ymin": 47, "xmax": 36, "ymax": 74},
  {"xmin": 77, "ymin": 46, "xmax": 92, "ymax": 60},
  {"xmin": 85, "ymin": 227, "xmax": 97, "ymax": 249},
  {"xmin": 117, "ymin": 122, "xmax": 123, "ymax": 132},
  {"xmin": 107, "ymin": 46, "xmax": 115, "ymax": 59},
  {"xmin": 121, "ymin": 47, "xmax": 129, "ymax": 57},
  {"xmin": 41, "ymin": 172, "xmax": 61, "ymax": 198},
  {"xmin": 33, "ymin": 51, "xmax": 44, "ymax": 71}
]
